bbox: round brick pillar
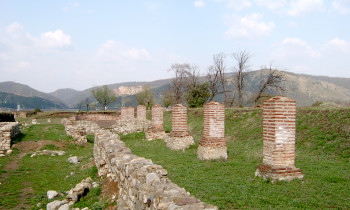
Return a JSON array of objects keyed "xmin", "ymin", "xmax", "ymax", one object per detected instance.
[
  {"xmin": 256, "ymin": 96, "xmax": 303, "ymax": 181},
  {"xmin": 197, "ymin": 101, "xmax": 227, "ymax": 160},
  {"xmin": 165, "ymin": 104, "xmax": 194, "ymax": 150},
  {"xmin": 137, "ymin": 105, "xmax": 146, "ymax": 120}
]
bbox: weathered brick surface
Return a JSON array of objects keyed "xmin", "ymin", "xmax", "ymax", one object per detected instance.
[
  {"xmin": 165, "ymin": 104, "xmax": 194, "ymax": 150},
  {"xmin": 197, "ymin": 101, "xmax": 227, "ymax": 160},
  {"xmin": 145, "ymin": 104, "xmax": 166, "ymax": 140},
  {"xmin": 256, "ymin": 96, "xmax": 303, "ymax": 181},
  {"xmin": 121, "ymin": 107, "xmax": 135, "ymax": 120},
  {"xmin": 137, "ymin": 105, "xmax": 146, "ymax": 120}
]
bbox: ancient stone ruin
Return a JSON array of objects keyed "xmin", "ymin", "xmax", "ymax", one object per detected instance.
[
  {"xmin": 0, "ymin": 122, "xmax": 20, "ymax": 156},
  {"xmin": 112, "ymin": 106, "xmax": 150, "ymax": 134},
  {"xmin": 255, "ymin": 96, "xmax": 304, "ymax": 181},
  {"xmin": 197, "ymin": 101, "xmax": 227, "ymax": 160},
  {"xmin": 121, "ymin": 106, "xmax": 135, "ymax": 120},
  {"xmin": 164, "ymin": 104, "xmax": 194, "ymax": 151},
  {"xmin": 137, "ymin": 105, "xmax": 146, "ymax": 120},
  {"xmin": 145, "ymin": 104, "xmax": 166, "ymax": 140},
  {"xmin": 94, "ymin": 129, "xmax": 217, "ymax": 209}
]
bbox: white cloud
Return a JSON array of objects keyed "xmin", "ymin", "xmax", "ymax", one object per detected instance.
[
  {"xmin": 62, "ymin": 2, "xmax": 80, "ymax": 12},
  {"xmin": 254, "ymin": 0, "xmax": 286, "ymax": 10},
  {"xmin": 39, "ymin": 30, "xmax": 71, "ymax": 48},
  {"xmin": 332, "ymin": 0, "xmax": 350, "ymax": 15},
  {"xmin": 270, "ymin": 37, "xmax": 350, "ymax": 77},
  {"xmin": 323, "ymin": 37, "xmax": 350, "ymax": 53},
  {"xmin": 224, "ymin": 13, "xmax": 275, "ymax": 39},
  {"xmin": 5, "ymin": 22, "xmax": 35, "ymax": 43},
  {"xmin": 287, "ymin": 0, "xmax": 324, "ymax": 16},
  {"xmin": 272, "ymin": 38, "xmax": 320, "ymax": 60},
  {"xmin": 96, "ymin": 40, "xmax": 151, "ymax": 63},
  {"xmin": 194, "ymin": 0, "xmax": 206, "ymax": 8},
  {"xmin": 227, "ymin": 0, "xmax": 252, "ymax": 10}
]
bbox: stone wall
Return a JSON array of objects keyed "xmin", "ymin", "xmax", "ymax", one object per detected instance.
[
  {"xmin": 13, "ymin": 111, "xmax": 28, "ymax": 119},
  {"xmin": 94, "ymin": 129, "xmax": 217, "ymax": 209},
  {"xmin": 61, "ymin": 118, "xmax": 99, "ymax": 144},
  {"xmin": 0, "ymin": 122, "xmax": 20, "ymax": 156},
  {"xmin": 75, "ymin": 113, "xmax": 119, "ymax": 121},
  {"xmin": 111, "ymin": 119, "xmax": 151, "ymax": 135}
]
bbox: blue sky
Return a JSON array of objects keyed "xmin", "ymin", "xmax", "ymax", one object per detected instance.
[{"xmin": 0, "ymin": 0, "xmax": 349, "ymax": 92}]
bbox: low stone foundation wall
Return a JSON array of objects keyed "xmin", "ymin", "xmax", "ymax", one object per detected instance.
[
  {"xmin": 61, "ymin": 118, "xmax": 99, "ymax": 145},
  {"xmin": 0, "ymin": 122, "xmax": 20, "ymax": 156},
  {"xmin": 111, "ymin": 119, "xmax": 151, "ymax": 135},
  {"xmin": 94, "ymin": 129, "xmax": 217, "ymax": 210},
  {"xmin": 76, "ymin": 113, "xmax": 119, "ymax": 121}
]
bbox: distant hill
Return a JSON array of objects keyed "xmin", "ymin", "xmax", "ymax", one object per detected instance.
[
  {"xmin": 51, "ymin": 79, "xmax": 172, "ymax": 108},
  {"xmin": 0, "ymin": 81, "xmax": 67, "ymax": 107},
  {"xmin": 1, "ymin": 71, "xmax": 349, "ymax": 110},
  {"xmin": 0, "ymin": 92, "xmax": 67, "ymax": 110}
]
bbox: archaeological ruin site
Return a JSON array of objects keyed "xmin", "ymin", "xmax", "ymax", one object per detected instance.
[{"xmin": 0, "ymin": 96, "xmax": 349, "ymax": 209}]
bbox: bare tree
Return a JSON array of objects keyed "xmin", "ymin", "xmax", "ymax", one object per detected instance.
[
  {"xmin": 185, "ymin": 65, "xmax": 200, "ymax": 91},
  {"xmin": 233, "ymin": 50, "xmax": 251, "ymax": 107},
  {"xmin": 85, "ymin": 98, "xmax": 90, "ymax": 112},
  {"xmin": 206, "ymin": 65, "xmax": 221, "ymax": 101},
  {"xmin": 213, "ymin": 53, "xmax": 230, "ymax": 105},
  {"xmin": 77, "ymin": 101, "xmax": 83, "ymax": 112},
  {"xmin": 253, "ymin": 64, "xmax": 286, "ymax": 105},
  {"xmin": 168, "ymin": 63, "xmax": 192, "ymax": 104}
]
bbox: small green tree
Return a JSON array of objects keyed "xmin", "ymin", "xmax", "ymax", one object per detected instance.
[
  {"xmin": 91, "ymin": 85, "xmax": 116, "ymax": 111},
  {"xmin": 183, "ymin": 83, "xmax": 210, "ymax": 108},
  {"xmin": 162, "ymin": 89, "xmax": 174, "ymax": 108},
  {"xmin": 134, "ymin": 86, "xmax": 155, "ymax": 110}
]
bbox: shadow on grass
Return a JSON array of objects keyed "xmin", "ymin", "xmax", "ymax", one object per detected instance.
[{"xmin": 11, "ymin": 132, "xmax": 26, "ymax": 145}]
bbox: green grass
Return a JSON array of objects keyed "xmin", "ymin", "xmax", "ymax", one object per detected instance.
[
  {"xmin": 121, "ymin": 108, "xmax": 350, "ymax": 209},
  {"xmin": 0, "ymin": 123, "xmax": 104, "ymax": 209},
  {"xmin": 13, "ymin": 124, "xmax": 73, "ymax": 143}
]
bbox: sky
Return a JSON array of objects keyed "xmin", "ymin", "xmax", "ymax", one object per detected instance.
[{"xmin": 0, "ymin": 0, "xmax": 349, "ymax": 93}]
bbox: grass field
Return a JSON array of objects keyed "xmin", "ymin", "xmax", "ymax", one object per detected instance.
[
  {"xmin": 121, "ymin": 108, "xmax": 350, "ymax": 209},
  {"xmin": 0, "ymin": 121, "xmax": 105, "ymax": 209},
  {"xmin": 1, "ymin": 108, "xmax": 349, "ymax": 209}
]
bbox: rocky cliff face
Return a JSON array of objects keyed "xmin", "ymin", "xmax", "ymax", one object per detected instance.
[{"xmin": 113, "ymin": 86, "xmax": 144, "ymax": 96}]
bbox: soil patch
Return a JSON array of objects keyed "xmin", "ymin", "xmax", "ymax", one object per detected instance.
[
  {"xmin": 95, "ymin": 120, "xmax": 117, "ymax": 129},
  {"xmin": 101, "ymin": 177, "xmax": 119, "ymax": 209},
  {"xmin": 13, "ymin": 140, "xmax": 67, "ymax": 153}
]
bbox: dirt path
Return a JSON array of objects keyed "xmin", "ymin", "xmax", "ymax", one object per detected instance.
[{"xmin": 0, "ymin": 140, "xmax": 66, "ymax": 209}]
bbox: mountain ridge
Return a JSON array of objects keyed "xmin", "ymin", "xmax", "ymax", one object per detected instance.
[{"xmin": 1, "ymin": 71, "xmax": 349, "ymax": 109}]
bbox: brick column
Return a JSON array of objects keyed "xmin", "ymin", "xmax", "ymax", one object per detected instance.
[
  {"xmin": 137, "ymin": 105, "xmax": 146, "ymax": 120},
  {"xmin": 121, "ymin": 107, "xmax": 135, "ymax": 120},
  {"xmin": 197, "ymin": 101, "xmax": 227, "ymax": 160},
  {"xmin": 256, "ymin": 96, "xmax": 303, "ymax": 181},
  {"xmin": 145, "ymin": 104, "xmax": 166, "ymax": 140},
  {"xmin": 165, "ymin": 104, "xmax": 194, "ymax": 150}
]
